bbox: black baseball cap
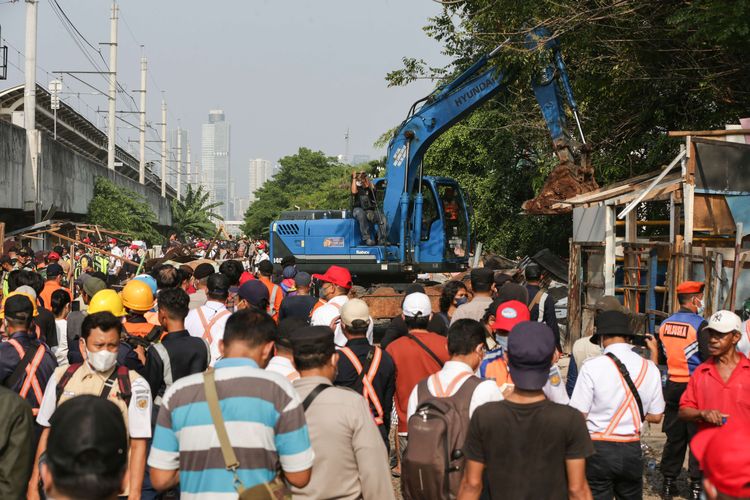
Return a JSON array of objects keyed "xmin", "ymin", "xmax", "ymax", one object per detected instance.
[
  {"xmin": 194, "ymin": 263, "xmax": 215, "ymax": 281},
  {"xmin": 507, "ymin": 321, "xmax": 556, "ymax": 390},
  {"xmin": 207, "ymin": 273, "xmax": 230, "ymax": 296},
  {"xmin": 238, "ymin": 280, "xmax": 269, "ymax": 307},
  {"xmin": 47, "ymin": 395, "xmax": 128, "ymax": 478},
  {"xmin": 46, "ymin": 263, "xmax": 64, "ymax": 278},
  {"xmin": 2, "ymin": 294, "xmax": 35, "ymax": 321},
  {"xmin": 278, "ymin": 317, "xmax": 308, "ymax": 349},
  {"xmin": 290, "ymin": 325, "xmax": 335, "ymax": 359},
  {"xmin": 18, "ymin": 247, "xmax": 32, "ymax": 257}
]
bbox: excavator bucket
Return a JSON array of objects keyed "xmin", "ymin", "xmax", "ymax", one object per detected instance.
[{"xmin": 522, "ymin": 146, "xmax": 598, "ymax": 215}]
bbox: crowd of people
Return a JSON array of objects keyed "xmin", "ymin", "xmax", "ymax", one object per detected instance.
[{"xmin": 0, "ymin": 239, "xmax": 749, "ymax": 500}]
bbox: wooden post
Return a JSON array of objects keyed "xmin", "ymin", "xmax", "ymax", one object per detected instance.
[
  {"xmin": 624, "ymin": 211, "xmax": 638, "ymax": 310},
  {"xmin": 604, "ymin": 205, "xmax": 616, "ymax": 295},
  {"xmin": 567, "ymin": 239, "xmax": 582, "ymax": 348},
  {"xmin": 0, "ymin": 223, "xmax": 4, "ymax": 256},
  {"xmin": 728, "ymin": 223, "xmax": 744, "ymax": 311}
]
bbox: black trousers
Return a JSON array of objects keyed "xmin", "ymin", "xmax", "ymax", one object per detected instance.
[
  {"xmin": 586, "ymin": 441, "xmax": 643, "ymax": 500},
  {"xmin": 660, "ymin": 380, "xmax": 700, "ymax": 479}
]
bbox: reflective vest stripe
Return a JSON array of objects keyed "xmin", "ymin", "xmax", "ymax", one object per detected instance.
[
  {"xmin": 537, "ymin": 292, "xmax": 549, "ymax": 323},
  {"xmin": 338, "ymin": 346, "xmax": 384, "ymax": 425},
  {"xmin": 268, "ymin": 285, "xmax": 280, "ymax": 317},
  {"xmin": 592, "ymin": 358, "xmax": 648, "ymax": 442},
  {"xmin": 431, "ymin": 371, "xmax": 472, "ymax": 398},
  {"xmin": 7, "ymin": 339, "xmax": 46, "ymax": 414},
  {"xmin": 197, "ymin": 308, "xmax": 230, "ymax": 345}
]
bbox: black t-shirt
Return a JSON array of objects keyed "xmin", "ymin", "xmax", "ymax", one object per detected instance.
[
  {"xmin": 463, "ymin": 399, "xmax": 593, "ymax": 500},
  {"xmin": 278, "ymin": 295, "xmax": 317, "ymax": 321},
  {"xmin": 351, "ymin": 187, "xmax": 375, "ymax": 211}
]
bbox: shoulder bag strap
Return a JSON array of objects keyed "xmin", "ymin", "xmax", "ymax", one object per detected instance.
[
  {"xmin": 203, "ymin": 367, "xmax": 245, "ymax": 494},
  {"xmin": 2, "ymin": 342, "xmax": 38, "ymax": 389},
  {"xmin": 302, "ymin": 383, "xmax": 331, "ymax": 411},
  {"xmin": 605, "ymin": 353, "xmax": 645, "ymax": 422},
  {"xmin": 528, "ymin": 289, "xmax": 545, "ymax": 312},
  {"xmin": 357, "ymin": 347, "xmax": 376, "ymax": 385},
  {"xmin": 404, "ymin": 332, "xmax": 444, "ymax": 368}
]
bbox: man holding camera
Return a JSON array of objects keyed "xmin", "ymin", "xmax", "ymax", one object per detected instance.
[{"xmin": 351, "ymin": 171, "xmax": 378, "ymax": 246}]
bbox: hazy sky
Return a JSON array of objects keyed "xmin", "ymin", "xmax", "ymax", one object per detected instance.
[{"xmin": 1, "ymin": 0, "xmax": 449, "ymax": 199}]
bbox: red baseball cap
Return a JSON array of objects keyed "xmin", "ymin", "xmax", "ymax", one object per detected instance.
[
  {"xmin": 676, "ymin": 281, "xmax": 705, "ymax": 294},
  {"xmin": 492, "ymin": 300, "xmax": 530, "ymax": 331},
  {"xmin": 257, "ymin": 242, "xmax": 266, "ymax": 250},
  {"xmin": 108, "ymin": 238, "xmax": 117, "ymax": 244},
  {"xmin": 312, "ymin": 265, "xmax": 352, "ymax": 289},
  {"xmin": 691, "ymin": 419, "xmax": 750, "ymax": 497},
  {"xmin": 47, "ymin": 251, "xmax": 60, "ymax": 261}
]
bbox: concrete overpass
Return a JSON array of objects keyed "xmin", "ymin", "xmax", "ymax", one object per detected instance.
[{"xmin": 0, "ymin": 84, "xmax": 174, "ymax": 231}]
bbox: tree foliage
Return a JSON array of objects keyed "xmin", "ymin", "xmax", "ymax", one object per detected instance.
[
  {"xmin": 171, "ymin": 184, "xmax": 223, "ymax": 239},
  {"xmin": 241, "ymin": 148, "xmax": 353, "ymax": 237},
  {"xmin": 87, "ymin": 177, "xmax": 161, "ymax": 244},
  {"xmin": 387, "ymin": 0, "xmax": 750, "ymax": 257}
]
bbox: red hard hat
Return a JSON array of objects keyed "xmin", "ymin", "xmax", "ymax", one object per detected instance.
[{"xmin": 312, "ymin": 265, "xmax": 353, "ymax": 289}]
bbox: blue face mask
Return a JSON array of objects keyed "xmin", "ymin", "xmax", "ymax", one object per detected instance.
[
  {"xmin": 494, "ymin": 334, "xmax": 508, "ymax": 353},
  {"xmin": 455, "ymin": 296, "xmax": 469, "ymax": 307}
]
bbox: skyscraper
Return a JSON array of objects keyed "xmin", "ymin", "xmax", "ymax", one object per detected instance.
[
  {"xmin": 201, "ymin": 110, "xmax": 230, "ymax": 218},
  {"xmin": 248, "ymin": 158, "xmax": 273, "ymax": 202}
]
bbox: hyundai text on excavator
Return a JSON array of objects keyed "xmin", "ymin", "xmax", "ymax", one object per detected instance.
[{"xmin": 270, "ymin": 28, "xmax": 597, "ymax": 282}]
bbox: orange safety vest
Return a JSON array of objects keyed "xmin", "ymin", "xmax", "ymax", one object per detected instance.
[
  {"xmin": 7, "ymin": 339, "xmax": 46, "ymax": 415},
  {"xmin": 591, "ymin": 358, "xmax": 648, "ymax": 443},
  {"xmin": 310, "ymin": 298, "xmax": 327, "ymax": 315},
  {"xmin": 484, "ymin": 356, "xmax": 512, "ymax": 387},
  {"xmin": 197, "ymin": 308, "xmax": 231, "ymax": 345},
  {"xmin": 123, "ymin": 320, "xmax": 157, "ymax": 338},
  {"xmin": 144, "ymin": 311, "xmax": 160, "ymax": 326},
  {"xmin": 338, "ymin": 346, "xmax": 384, "ymax": 425}
]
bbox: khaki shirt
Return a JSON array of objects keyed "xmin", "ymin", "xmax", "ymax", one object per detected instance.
[
  {"xmin": 36, "ymin": 362, "xmax": 153, "ymax": 496},
  {"xmin": 292, "ymin": 376, "xmax": 395, "ymax": 500}
]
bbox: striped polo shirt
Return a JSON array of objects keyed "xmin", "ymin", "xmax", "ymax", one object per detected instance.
[{"xmin": 148, "ymin": 357, "xmax": 314, "ymax": 499}]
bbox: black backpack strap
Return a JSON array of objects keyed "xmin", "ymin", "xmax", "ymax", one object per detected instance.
[
  {"xmin": 405, "ymin": 333, "xmax": 444, "ymax": 368},
  {"xmin": 605, "ymin": 353, "xmax": 645, "ymax": 422},
  {"xmin": 56, "ymin": 363, "xmax": 83, "ymax": 404},
  {"xmin": 302, "ymin": 384, "xmax": 331, "ymax": 411},
  {"xmin": 99, "ymin": 368, "xmax": 120, "ymax": 401},
  {"xmin": 145, "ymin": 325, "xmax": 163, "ymax": 343},
  {"xmin": 3, "ymin": 343, "xmax": 39, "ymax": 389},
  {"xmin": 116, "ymin": 365, "xmax": 132, "ymax": 406}
]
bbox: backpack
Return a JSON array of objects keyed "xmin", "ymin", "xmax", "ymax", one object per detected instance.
[
  {"xmin": 402, "ymin": 374, "xmax": 482, "ymax": 500},
  {"xmin": 56, "ymin": 363, "xmax": 132, "ymax": 406}
]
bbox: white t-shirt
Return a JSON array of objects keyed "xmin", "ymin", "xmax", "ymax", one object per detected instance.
[
  {"xmin": 53, "ymin": 319, "xmax": 69, "ymax": 367},
  {"xmin": 185, "ymin": 301, "xmax": 230, "ymax": 365},
  {"xmin": 36, "ymin": 368, "xmax": 153, "ymax": 438},
  {"xmin": 310, "ymin": 295, "xmax": 373, "ymax": 347},
  {"xmin": 266, "ymin": 355, "xmax": 300, "ymax": 381},
  {"xmin": 406, "ymin": 360, "xmax": 503, "ymax": 421}
]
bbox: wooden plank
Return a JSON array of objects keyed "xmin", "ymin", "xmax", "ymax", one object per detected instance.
[
  {"xmin": 668, "ymin": 129, "xmax": 750, "ymax": 137},
  {"xmin": 728, "ymin": 223, "xmax": 743, "ymax": 310},
  {"xmin": 604, "ymin": 206, "xmax": 616, "ymax": 295}
]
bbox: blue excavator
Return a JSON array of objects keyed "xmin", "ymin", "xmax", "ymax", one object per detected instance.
[{"xmin": 270, "ymin": 28, "xmax": 597, "ymax": 282}]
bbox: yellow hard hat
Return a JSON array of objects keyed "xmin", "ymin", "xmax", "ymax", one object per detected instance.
[
  {"xmin": 0, "ymin": 291, "xmax": 39, "ymax": 319},
  {"xmin": 87, "ymin": 289, "xmax": 126, "ymax": 317},
  {"xmin": 121, "ymin": 280, "xmax": 156, "ymax": 312}
]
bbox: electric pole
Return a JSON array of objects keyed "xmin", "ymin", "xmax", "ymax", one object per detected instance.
[
  {"xmin": 160, "ymin": 99, "xmax": 167, "ymax": 197},
  {"xmin": 24, "ymin": 0, "xmax": 41, "ymax": 222},
  {"xmin": 138, "ymin": 56, "xmax": 146, "ymax": 184},
  {"xmin": 176, "ymin": 126, "xmax": 182, "ymax": 199},
  {"xmin": 107, "ymin": 1, "xmax": 118, "ymax": 170}
]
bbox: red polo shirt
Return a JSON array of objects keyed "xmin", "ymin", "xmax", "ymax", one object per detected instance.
[{"xmin": 680, "ymin": 354, "xmax": 750, "ymax": 430}]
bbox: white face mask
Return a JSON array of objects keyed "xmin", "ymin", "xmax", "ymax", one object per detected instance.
[
  {"xmin": 696, "ymin": 298, "xmax": 706, "ymax": 316},
  {"xmin": 87, "ymin": 348, "xmax": 117, "ymax": 372}
]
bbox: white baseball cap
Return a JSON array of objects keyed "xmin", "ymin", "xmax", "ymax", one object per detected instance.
[
  {"xmin": 707, "ymin": 310, "xmax": 742, "ymax": 334},
  {"xmin": 402, "ymin": 292, "xmax": 432, "ymax": 318}
]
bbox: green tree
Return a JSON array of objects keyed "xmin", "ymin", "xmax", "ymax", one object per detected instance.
[
  {"xmin": 171, "ymin": 184, "xmax": 224, "ymax": 239},
  {"xmin": 242, "ymin": 148, "xmax": 351, "ymax": 237},
  {"xmin": 87, "ymin": 177, "xmax": 162, "ymax": 244},
  {"xmin": 386, "ymin": 0, "xmax": 750, "ymax": 257}
]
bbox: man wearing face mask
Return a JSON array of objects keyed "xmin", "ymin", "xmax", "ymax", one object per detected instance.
[
  {"xmin": 659, "ymin": 280, "xmax": 710, "ymax": 499},
  {"xmin": 310, "ymin": 265, "xmax": 373, "ymax": 346},
  {"xmin": 33, "ymin": 311, "xmax": 153, "ymax": 500}
]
